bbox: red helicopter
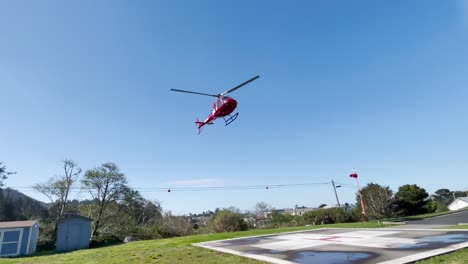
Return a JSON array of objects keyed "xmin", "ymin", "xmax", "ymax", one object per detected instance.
[{"xmin": 171, "ymin": 75, "xmax": 260, "ymax": 134}]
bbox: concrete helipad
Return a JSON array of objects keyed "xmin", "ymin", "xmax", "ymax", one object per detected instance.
[{"xmin": 194, "ymin": 228, "xmax": 468, "ymax": 264}]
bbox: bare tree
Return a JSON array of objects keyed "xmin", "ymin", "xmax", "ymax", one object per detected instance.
[
  {"xmin": 81, "ymin": 162, "xmax": 128, "ymax": 237},
  {"xmin": 33, "ymin": 159, "xmax": 81, "ymax": 236},
  {"xmin": 358, "ymin": 183, "xmax": 393, "ymax": 218},
  {"xmin": 254, "ymin": 202, "xmax": 273, "ymax": 220}
]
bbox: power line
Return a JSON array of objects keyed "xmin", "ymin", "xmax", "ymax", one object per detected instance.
[
  {"xmin": 7, "ymin": 181, "xmax": 332, "ymax": 192},
  {"xmin": 334, "ymin": 182, "xmax": 358, "ymax": 189}
]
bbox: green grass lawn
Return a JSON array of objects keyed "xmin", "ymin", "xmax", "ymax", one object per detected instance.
[
  {"xmin": 439, "ymin": 224, "xmax": 468, "ymax": 229},
  {"xmin": 0, "ymin": 222, "xmax": 386, "ymax": 264},
  {"xmin": 2, "ymin": 221, "xmax": 467, "ymax": 264},
  {"xmin": 416, "ymin": 248, "xmax": 468, "ymax": 264}
]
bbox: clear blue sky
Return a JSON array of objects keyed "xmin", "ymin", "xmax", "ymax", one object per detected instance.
[{"xmin": 1, "ymin": 1, "xmax": 468, "ymax": 214}]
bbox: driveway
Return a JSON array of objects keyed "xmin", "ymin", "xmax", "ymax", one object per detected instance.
[{"xmin": 406, "ymin": 210, "xmax": 468, "ymax": 226}]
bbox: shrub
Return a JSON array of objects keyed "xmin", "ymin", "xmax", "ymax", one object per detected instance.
[
  {"xmin": 210, "ymin": 208, "xmax": 248, "ymax": 232},
  {"xmin": 423, "ymin": 200, "xmax": 437, "ymax": 214},
  {"xmin": 155, "ymin": 215, "xmax": 193, "ymax": 238},
  {"xmin": 134, "ymin": 225, "xmax": 159, "ymax": 240},
  {"xmin": 89, "ymin": 233, "xmax": 122, "ymax": 248},
  {"xmin": 349, "ymin": 207, "xmax": 364, "ymax": 222},
  {"xmin": 435, "ymin": 201, "xmax": 449, "ymax": 213},
  {"xmin": 36, "ymin": 239, "xmax": 55, "ymax": 252},
  {"xmin": 365, "ymin": 213, "xmax": 386, "ymax": 221},
  {"xmin": 268, "ymin": 212, "xmax": 303, "ymax": 228},
  {"xmin": 38, "ymin": 221, "xmax": 55, "ymax": 242},
  {"xmin": 303, "ymin": 208, "xmax": 353, "ymax": 225}
]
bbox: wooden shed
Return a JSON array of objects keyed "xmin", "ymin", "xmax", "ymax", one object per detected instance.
[
  {"xmin": 56, "ymin": 215, "xmax": 92, "ymax": 252},
  {"xmin": 0, "ymin": 220, "xmax": 39, "ymax": 257}
]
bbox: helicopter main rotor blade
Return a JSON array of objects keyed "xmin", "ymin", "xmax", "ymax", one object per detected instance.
[
  {"xmin": 170, "ymin": 89, "xmax": 218, "ymax": 97},
  {"xmin": 220, "ymin": 75, "xmax": 260, "ymax": 96}
]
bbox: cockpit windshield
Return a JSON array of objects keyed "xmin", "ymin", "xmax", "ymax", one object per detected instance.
[{"xmin": 215, "ymin": 96, "xmax": 229, "ymax": 108}]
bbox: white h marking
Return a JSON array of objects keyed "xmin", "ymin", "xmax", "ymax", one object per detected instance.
[{"xmin": 254, "ymin": 231, "xmax": 419, "ymax": 251}]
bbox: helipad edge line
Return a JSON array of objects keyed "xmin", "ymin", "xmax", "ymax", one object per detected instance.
[
  {"xmin": 195, "ymin": 243, "xmax": 295, "ymax": 264},
  {"xmin": 377, "ymin": 241, "xmax": 468, "ymax": 264}
]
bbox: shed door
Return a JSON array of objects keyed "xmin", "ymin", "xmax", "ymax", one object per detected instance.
[
  {"xmin": 0, "ymin": 228, "xmax": 23, "ymax": 257},
  {"xmin": 67, "ymin": 223, "xmax": 82, "ymax": 250}
]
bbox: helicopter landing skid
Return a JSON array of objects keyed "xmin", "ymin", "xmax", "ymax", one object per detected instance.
[{"xmin": 223, "ymin": 113, "xmax": 239, "ymax": 126}]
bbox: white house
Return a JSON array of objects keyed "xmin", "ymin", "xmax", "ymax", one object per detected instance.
[
  {"xmin": 271, "ymin": 207, "xmax": 318, "ymax": 216},
  {"xmin": 448, "ymin": 197, "xmax": 468, "ymax": 211}
]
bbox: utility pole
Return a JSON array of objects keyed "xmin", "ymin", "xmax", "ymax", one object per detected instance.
[{"xmin": 331, "ymin": 180, "xmax": 341, "ymax": 208}]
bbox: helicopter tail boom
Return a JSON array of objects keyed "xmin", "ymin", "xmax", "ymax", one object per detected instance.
[{"xmin": 195, "ymin": 118, "xmax": 214, "ymax": 134}]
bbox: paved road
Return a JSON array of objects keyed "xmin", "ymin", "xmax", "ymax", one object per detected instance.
[
  {"xmin": 195, "ymin": 228, "xmax": 468, "ymax": 264},
  {"xmin": 407, "ymin": 210, "xmax": 468, "ymax": 225}
]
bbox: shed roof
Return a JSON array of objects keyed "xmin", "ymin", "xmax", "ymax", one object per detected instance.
[
  {"xmin": 456, "ymin": 197, "xmax": 468, "ymax": 203},
  {"xmin": 0, "ymin": 220, "xmax": 38, "ymax": 229},
  {"xmin": 58, "ymin": 215, "xmax": 93, "ymax": 223}
]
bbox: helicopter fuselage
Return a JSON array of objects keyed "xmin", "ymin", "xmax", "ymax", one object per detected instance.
[
  {"xmin": 213, "ymin": 96, "xmax": 237, "ymax": 117},
  {"xmin": 197, "ymin": 96, "xmax": 237, "ymax": 130}
]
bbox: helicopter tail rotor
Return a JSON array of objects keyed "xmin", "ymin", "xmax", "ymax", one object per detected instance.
[
  {"xmin": 195, "ymin": 118, "xmax": 215, "ymax": 134},
  {"xmin": 196, "ymin": 118, "xmax": 203, "ymax": 134}
]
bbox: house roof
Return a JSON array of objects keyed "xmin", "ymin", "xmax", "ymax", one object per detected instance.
[
  {"xmin": 0, "ymin": 220, "xmax": 38, "ymax": 229},
  {"xmin": 274, "ymin": 207, "xmax": 318, "ymax": 214},
  {"xmin": 448, "ymin": 197, "xmax": 468, "ymax": 209},
  {"xmin": 58, "ymin": 215, "xmax": 93, "ymax": 223}
]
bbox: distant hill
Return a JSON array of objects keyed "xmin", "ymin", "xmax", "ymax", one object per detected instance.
[
  {"xmin": 1, "ymin": 187, "xmax": 49, "ymax": 206},
  {"xmin": 0, "ymin": 187, "xmax": 49, "ymax": 221}
]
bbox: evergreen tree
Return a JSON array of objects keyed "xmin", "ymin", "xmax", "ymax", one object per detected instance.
[
  {"xmin": 0, "ymin": 188, "xmax": 16, "ymax": 221},
  {"xmin": 0, "ymin": 162, "xmax": 15, "ymax": 187},
  {"xmin": 393, "ymin": 184, "xmax": 431, "ymax": 216}
]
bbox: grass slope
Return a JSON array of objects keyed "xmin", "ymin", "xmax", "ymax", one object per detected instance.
[
  {"xmin": 417, "ymin": 248, "xmax": 468, "ymax": 264},
  {"xmin": 1, "ymin": 222, "xmax": 385, "ymax": 264},
  {"xmin": 439, "ymin": 224, "xmax": 468, "ymax": 229}
]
